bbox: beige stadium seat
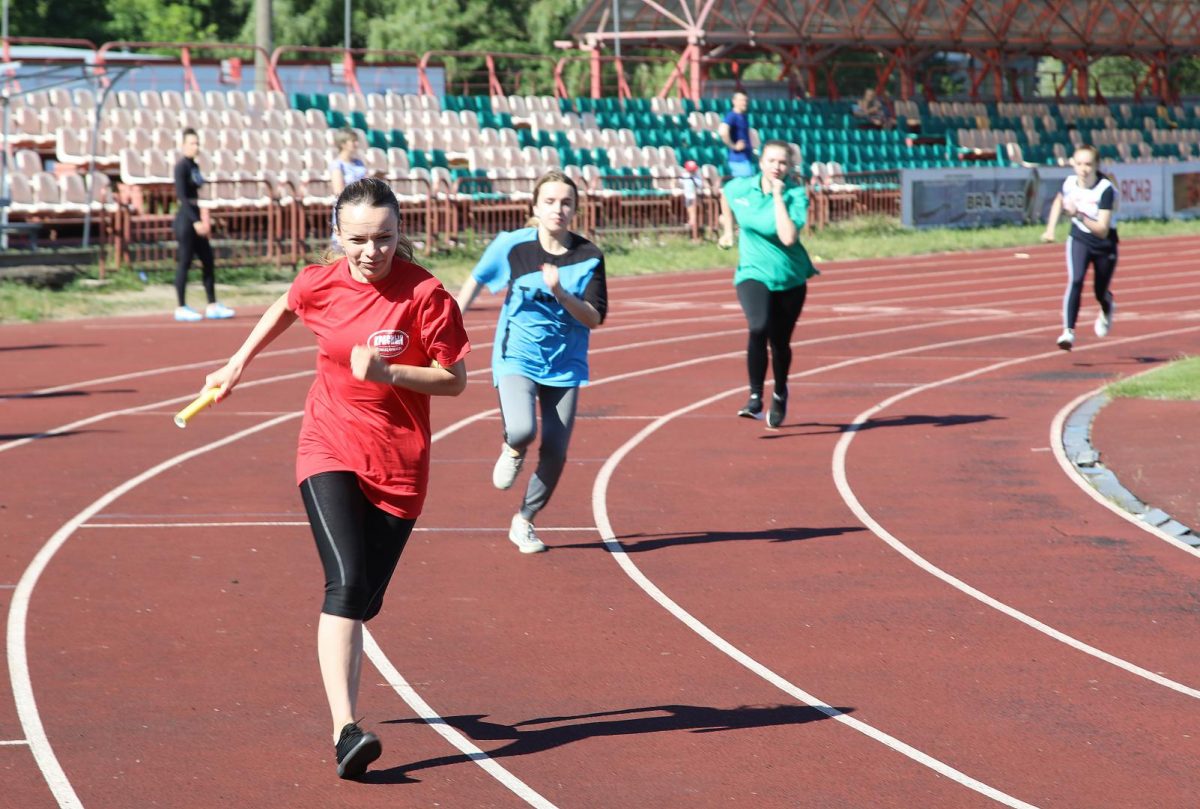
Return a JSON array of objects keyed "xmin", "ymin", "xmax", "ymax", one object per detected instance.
[
  {"xmin": 386, "ymin": 147, "xmax": 410, "ymax": 178},
  {"xmin": 365, "ymin": 147, "xmax": 388, "ymax": 176},
  {"xmin": 55, "ymin": 128, "xmax": 91, "ymax": 166},
  {"xmin": 6, "ymin": 173, "xmax": 37, "ymax": 213},
  {"xmin": 390, "ymin": 167, "xmax": 430, "ymax": 202},
  {"xmin": 225, "ymin": 90, "xmax": 249, "ymax": 112},
  {"xmin": 118, "ymin": 148, "xmax": 149, "ymax": 185},
  {"xmin": 56, "ymin": 173, "xmax": 94, "ymax": 214},
  {"xmin": 14, "ymin": 149, "xmax": 43, "ymax": 176},
  {"xmin": 204, "ymin": 91, "xmax": 229, "ymax": 111}
]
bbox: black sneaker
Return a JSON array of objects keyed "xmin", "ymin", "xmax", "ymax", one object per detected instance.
[
  {"xmin": 335, "ymin": 721, "xmax": 382, "ymax": 779},
  {"xmin": 737, "ymin": 394, "xmax": 763, "ymax": 419},
  {"xmin": 766, "ymin": 393, "xmax": 787, "ymax": 429}
]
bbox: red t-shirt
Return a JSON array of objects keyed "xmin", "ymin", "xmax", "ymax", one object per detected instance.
[{"xmin": 287, "ymin": 257, "xmax": 471, "ymax": 518}]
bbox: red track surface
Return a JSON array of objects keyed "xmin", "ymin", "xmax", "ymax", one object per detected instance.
[{"xmin": 3, "ymin": 235, "xmax": 1199, "ymax": 808}]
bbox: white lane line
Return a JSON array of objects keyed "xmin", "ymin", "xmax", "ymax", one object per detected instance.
[
  {"xmin": 365, "ymin": 634, "xmax": 560, "ymax": 809},
  {"xmin": 590, "ymin": 326, "xmax": 1056, "ymax": 808},
  {"xmin": 20, "ymin": 346, "xmax": 315, "ymax": 398},
  {"xmin": 1, "ymin": 739, "xmax": 30, "ymax": 745},
  {"xmin": 11, "ymin": 311, "xmax": 1008, "ymax": 807},
  {"xmin": 10, "ymin": 410, "xmax": 559, "ymax": 809},
  {"xmin": 1050, "ymin": 388, "xmax": 1200, "ymax": 559},
  {"xmin": 78, "ymin": 523, "xmax": 593, "ymax": 532},
  {"xmin": 831, "ymin": 324, "xmax": 1200, "ymax": 702},
  {"xmin": 0, "ymin": 370, "xmax": 315, "ymax": 456},
  {"xmin": 8, "ymin": 413, "xmax": 300, "ymax": 809}
]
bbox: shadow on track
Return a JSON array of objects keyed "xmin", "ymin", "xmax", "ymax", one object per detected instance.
[
  {"xmin": 552, "ymin": 525, "xmax": 865, "ymax": 553},
  {"xmin": 367, "ymin": 703, "xmax": 852, "ymax": 784},
  {"xmin": 764, "ymin": 412, "xmax": 1003, "ymax": 437}
]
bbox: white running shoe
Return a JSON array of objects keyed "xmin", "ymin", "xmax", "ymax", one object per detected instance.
[
  {"xmin": 174, "ymin": 306, "xmax": 203, "ymax": 322},
  {"xmin": 205, "ymin": 302, "xmax": 235, "ymax": 319},
  {"xmin": 508, "ymin": 514, "xmax": 547, "ymax": 554},
  {"xmin": 1094, "ymin": 304, "xmax": 1114, "ymax": 337},
  {"xmin": 1056, "ymin": 328, "xmax": 1075, "ymax": 351},
  {"xmin": 491, "ymin": 445, "xmax": 525, "ymax": 490}
]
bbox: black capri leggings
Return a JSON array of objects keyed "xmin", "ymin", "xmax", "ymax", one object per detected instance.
[
  {"xmin": 736, "ymin": 279, "xmax": 808, "ymax": 397},
  {"xmin": 174, "ymin": 216, "xmax": 216, "ymax": 308},
  {"xmin": 299, "ymin": 471, "xmax": 415, "ymax": 622},
  {"xmin": 1062, "ymin": 235, "xmax": 1117, "ymax": 330}
]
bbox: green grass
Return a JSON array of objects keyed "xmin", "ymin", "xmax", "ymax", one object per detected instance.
[
  {"xmin": 2, "ymin": 216, "xmax": 1198, "ymax": 323},
  {"xmin": 1108, "ymin": 356, "xmax": 1200, "ymax": 401}
]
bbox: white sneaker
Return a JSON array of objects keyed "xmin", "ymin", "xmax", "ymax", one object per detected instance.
[
  {"xmin": 205, "ymin": 302, "xmax": 235, "ymax": 319},
  {"xmin": 508, "ymin": 514, "xmax": 547, "ymax": 554},
  {"xmin": 174, "ymin": 306, "xmax": 203, "ymax": 322},
  {"xmin": 1094, "ymin": 304, "xmax": 1114, "ymax": 337},
  {"xmin": 492, "ymin": 445, "xmax": 524, "ymax": 490},
  {"xmin": 1056, "ymin": 328, "xmax": 1075, "ymax": 351}
]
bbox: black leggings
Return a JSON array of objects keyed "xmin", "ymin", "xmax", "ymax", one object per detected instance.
[
  {"xmin": 299, "ymin": 472, "xmax": 415, "ymax": 622},
  {"xmin": 174, "ymin": 217, "xmax": 216, "ymax": 307},
  {"xmin": 1063, "ymin": 235, "xmax": 1117, "ymax": 329},
  {"xmin": 736, "ymin": 280, "xmax": 808, "ymax": 398}
]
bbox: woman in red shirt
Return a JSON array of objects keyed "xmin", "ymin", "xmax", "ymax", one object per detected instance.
[{"xmin": 203, "ymin": 178, "xmax": 470, "ymax": 779}]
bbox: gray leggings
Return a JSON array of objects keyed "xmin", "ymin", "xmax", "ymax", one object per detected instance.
[{"xmin": 497, "ymin": 374, "xmax": 580, "ymax": 520}]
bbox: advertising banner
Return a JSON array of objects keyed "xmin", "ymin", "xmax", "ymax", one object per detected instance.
[
  {"xmin": 904, "ymin": 162, "xmax": 1174, "ymax": 228},
  {"xmin": 1165, "ymin": 162, "xmax": 1200, "ymax": 218},
  {"xmin": 902, "ymin": 168, "xmax": 1038, "ymax": 228}
]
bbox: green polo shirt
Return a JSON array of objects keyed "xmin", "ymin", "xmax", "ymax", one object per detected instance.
[{"xmin": 725, "ymin": 174, "xmax": 817, "ymax": 290}]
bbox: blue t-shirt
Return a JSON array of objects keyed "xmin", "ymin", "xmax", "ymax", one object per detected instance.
[
  {"xmin": 472, "ymin": 228, "xmax": 608, "ymax": 387},
  {"xmin": 723, "ymin": 110, "xmax": 753, "ymax": 164}
]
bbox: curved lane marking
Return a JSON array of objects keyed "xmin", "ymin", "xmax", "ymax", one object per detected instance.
[
  {"xmin": 1049, "ymin": 387, "xmax": 1200, "ymax": 559},
  {"xmin": 831, "ymin": 325, "xmax": 1200, "ymax": 702},
  {"xmin": 591, "ymin": 325, "xmax": 1052, "ymax": 808},
  {"xmin": 9, "ymin": 313, "xmax": 1011, "ymax": 807}
]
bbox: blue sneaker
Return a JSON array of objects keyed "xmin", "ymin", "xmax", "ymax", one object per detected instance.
[
  {"xmin": 174, "ymin": 306, "xmax": 202, "ymax": 322},
  {"xmin": 205, "ymin": 302, "xmax": 235, "ymax": 319}
]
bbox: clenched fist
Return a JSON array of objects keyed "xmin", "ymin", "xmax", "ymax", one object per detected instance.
[{"xmin": 350, "ymin": 344, "xmax": 388, "ymax": 383}]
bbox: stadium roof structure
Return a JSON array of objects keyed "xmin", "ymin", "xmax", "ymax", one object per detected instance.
[{"xmin": 565, "ymin": 0, "xmax": 1200, "ymax": 101}]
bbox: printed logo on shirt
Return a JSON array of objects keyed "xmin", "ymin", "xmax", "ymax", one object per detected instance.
[{"xmin": 368, "ymin": 329, "xmax": 410, "ymax": 358}]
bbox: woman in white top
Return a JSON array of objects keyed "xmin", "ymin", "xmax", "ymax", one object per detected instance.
[{"xmin": 1041, "ymin": 144, "xmax": 1118, "ymax": 351}]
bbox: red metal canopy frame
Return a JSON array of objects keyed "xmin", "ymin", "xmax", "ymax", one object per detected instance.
[{"xmin": 565, "ymin": 0, "xmax": 1200, "ymax": 102}]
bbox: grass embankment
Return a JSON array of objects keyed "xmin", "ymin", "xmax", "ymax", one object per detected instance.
[
  {"xmin": 2, "ymin": 216, "xmax": 1198, "ymax": 323},
  {"xmin": 1108, "ymin": 356, "xmax": 1200, "ymax": 401}
]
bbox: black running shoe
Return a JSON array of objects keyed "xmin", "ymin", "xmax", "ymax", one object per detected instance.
[
  {"xmin": 766, "ymin": 393, "xmax": 787, "ymax": 429},
  {"xmin": 737, "ymin": 394, "xmax": 763, "ymax": 419},
  {"xmin": 335, "ymin": 721, "xmax": 382, "ymax": 779}
]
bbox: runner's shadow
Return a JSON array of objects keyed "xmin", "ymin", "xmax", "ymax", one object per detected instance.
[
  {"xmin": 0, "ymin": 343, "xmax": 104, "ymax": 352},
  {"xmin": 0, "ymin": 388, "xmax": 137, "ymax": 400},
  {"xmin": 766, "ymin": 413, "xmax": 1003, "ymax": 437},
  {"xmin": 366, "ymin": 703, "xmax": 851, "ymax": 784},
  {"xmin": 555, "ymin": 525, "xmax": 864, "ymax": 552}
]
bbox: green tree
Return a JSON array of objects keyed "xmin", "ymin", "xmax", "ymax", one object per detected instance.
[
  {"xmin": 8, "ymin": 0, "xmax": 110, "ymax": 44},
  {"xmin": 105, "ymin": 0, "xmax": 218, "ymax": 43}
]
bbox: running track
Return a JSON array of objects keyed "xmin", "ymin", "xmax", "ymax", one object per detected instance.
[{"xmin": 3, "ymin": 235, "xmax": 1199, "ymax": 808}]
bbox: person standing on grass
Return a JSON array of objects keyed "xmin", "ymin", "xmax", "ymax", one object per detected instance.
[
  {"xmin": 718, "ymin": 139, "xmax": 818, "ymax": 429},
  {"xmin": 719, "ymin": 91, "xmax": 755, "ymax": 179},
  {"xmin": 455, "ymin": 169, "xmax": 607, "ymax": 555},
  {"xmin": 173, "ymin": 127, "xmax": 234, "ymax": 322},
  {"xmin": 1040, "ymin": 144, "xmax": 1118, "ymax": 351},
  {"xmin": 202, "ymin": 178, "xmax": 471, "ymax": 779}
]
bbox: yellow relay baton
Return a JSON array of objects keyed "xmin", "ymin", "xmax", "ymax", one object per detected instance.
[{"xmin": 173, "ymin": 387, "xmax": 221, "ymax": 429}]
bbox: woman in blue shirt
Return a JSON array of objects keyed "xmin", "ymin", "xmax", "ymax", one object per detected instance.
[{"xmin": 456, "ymin": 170, "xmax": 608, "ymax": 553}]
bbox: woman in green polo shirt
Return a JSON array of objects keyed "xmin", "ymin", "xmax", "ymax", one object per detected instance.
[{"xmin": 718, "ymin": 139, "xmax": 817, "ymax": 429}]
